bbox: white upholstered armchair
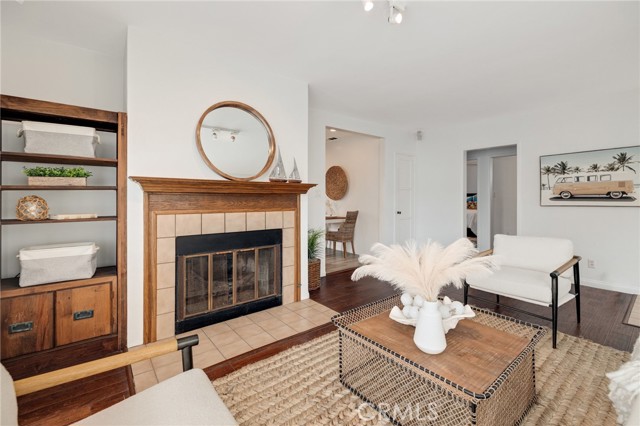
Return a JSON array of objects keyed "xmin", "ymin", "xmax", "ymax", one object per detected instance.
[{"xmin": 464, "ymin": 234, "xmax": 581, "ymax": 348}]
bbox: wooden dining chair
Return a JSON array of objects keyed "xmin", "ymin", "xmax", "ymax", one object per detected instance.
[{"xmin": 326, "ymin": 210, "xmax": 359, "ymax": 258}]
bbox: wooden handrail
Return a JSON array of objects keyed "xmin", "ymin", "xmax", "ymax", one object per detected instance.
[{"xmin": 14, "ymin": 338, "xmax": 180, "ymax": 396}]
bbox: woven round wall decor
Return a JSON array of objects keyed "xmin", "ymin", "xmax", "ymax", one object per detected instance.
[
  {"xmin": 326, "ymin": 166, "xmax": 348, "ymax": 200},
  {"xmin": 16, "ymin": 195, "xmax": 49, "ymax": 221}
]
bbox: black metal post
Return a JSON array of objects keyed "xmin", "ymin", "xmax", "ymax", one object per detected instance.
[
  {"xmin": 463, "ymin": 281, "xmax": 469, "ymax": 305},
  {"xmin": 551, "ymin": 277, "xmax": 558, "ymax": 349},
  {"xmin": 177, "ymin": 334, "xmax": 199, "ymax": 371},
  {"xmin": 573, "ymin": 262, "xmax": 581, "ymax": 324}
]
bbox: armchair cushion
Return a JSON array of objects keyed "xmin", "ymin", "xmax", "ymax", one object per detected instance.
[
  {"xmin": 76, "ymin": 368, "xmax": 237, "ymax": 425},
  {"xmin": 493, "ymin": 234, "xmax": 574, "ymax": 278},
  {"xmin": 467, "ymin": 265, "xmax": 572, "ymax": 305},
  {"xmin": 1, "ymin": 364, "xmax": 18, "ymax": 426}
]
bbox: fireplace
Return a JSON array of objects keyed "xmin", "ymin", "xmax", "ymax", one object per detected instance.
[
  {"xmin": 175, "ymin": 230, "xmax": 282, "ymax": 333},
  {"xmin": 130, "ymin": 176, "xmax": 315, "ymax": 343}
]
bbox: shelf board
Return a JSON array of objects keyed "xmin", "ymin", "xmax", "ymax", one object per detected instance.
[
  {"xmin": 1, "ymin": 185, "xmax": 117, "ymax": 191},
  {"xmin": 1, "ymin": 152, "xmax": 118, "ymax": 167},
  {"xmin": 1, "ymin": 216, "xmax": 117, "ymax": 225},
  {"xmin": 1, "ymin": 266, "xmax": 117, "ymax": 295}
]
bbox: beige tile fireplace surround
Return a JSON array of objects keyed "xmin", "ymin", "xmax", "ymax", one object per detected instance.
[{"xmin": 130, "ymin": 177, "xmax": 315, "ymax": 343}]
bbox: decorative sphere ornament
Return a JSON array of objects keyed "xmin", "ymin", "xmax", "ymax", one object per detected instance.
[
  {"xmin": 408, "ymin": 305, "xmax": 419, "ymax": 319},
  {"xmin": 438, "ymin": 304, "xmax": 452, "ymax": 319},
  {"xmin": 400, "ymin": 293, "xmax": 413, "ymax": 307},
  {"xmin": 16, "ymin": 195, "xmax": 49, "ymax": 221},
  {"xmin": 450, "ymin": 301, "xmax": 465, "ymax": 315},
  {"xmin": 413, "ymin": 295, "xmax": 425, "ymax": 307}
]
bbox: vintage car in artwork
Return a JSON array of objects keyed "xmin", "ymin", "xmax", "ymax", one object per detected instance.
[{"xmin": 552, "ymin": 172, "xmax": 636, "ymax": 199}]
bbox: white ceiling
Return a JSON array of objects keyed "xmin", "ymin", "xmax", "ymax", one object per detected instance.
[{"xmin": 2, "ymin": 1, "xmax": 638, "ymax": 129}]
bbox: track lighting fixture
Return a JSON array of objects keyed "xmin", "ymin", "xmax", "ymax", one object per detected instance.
[
  {"xmin": 363, "ymin": 0, "xmax": 374, "ymax": 12},
  {"xmin": 388, "ymin": 1, "xmax": 404, "ymax": 24}
]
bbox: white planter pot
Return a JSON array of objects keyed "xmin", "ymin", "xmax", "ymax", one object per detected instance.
[{"xmin": 413, "ymin": 300, "xmax": 447, "ymax": 354}]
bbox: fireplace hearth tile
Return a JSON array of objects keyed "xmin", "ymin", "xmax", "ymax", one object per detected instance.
[
  {"xmin": 285, "ymin": 301, "xmax": 307, "ymax": 312},
  {"xmin": 266, "ymin": 324, "xmax": 298, "ymax": 340},
  {"xmin": 133, "ymin": 370, "xmax": 158, "ymax": 392},
  {"xmin": 235, "ymin": 323, "xmax": 265, "ymax": 340},
  {"xmin": 202, "ymin": 213, "xmax": 225, "ymax": 234},
  {"xmin": 289, "ymin": 318, "xmax": 317, "ymax": 333},
  {"xmin": 156, "ymin": 214, "xmax": 176, "ymax": 238},
  {"xmin": 156, "ymin": 263, "xmax": 175, "ymax": 289},
  {"xmin": 201, "ymin": 322, "xmax": 233, "ymax": 337},
  {"xmin": 150, "ymin": 348, "xmax": 182, "ymax": 369},
  {"xmin": 155, "ymin": 360, "xmax": 183, "ymax": 382},
  {"xmin": 225, "ymin": 212, "xmax": 246, "ymax": 232},
  {"xmin": 156, "ymin": 238, "xmax": 176, "ymax": 264},
  {"xmin": 217, "ymin": 340, "xmax": 252, "ymax": 359},
  {"xmin": 274, "ymin": 311, "xmax": 305, "ymax": 325},
  {"xmin": 209, "ymin": 330, "xmax": 241, "ymax": 348},
  {"xmin": 194, "ymin": 348, "xmax": 225, "ymax": 369},
  {"xmin": 176, "ymin": 214, "xmax": 202, "ymax": 236},
  {"xmin": 255, "ymin": 316, "xmax": 287, "ymax": 331},
  {"xmin": 246, "ymin": 212, "xmax": 266, "ymax": 231},
  {"xmin": 246, "ymin": 310, "xmax": 275, "ymax": 323},
  {"xmin": 244, "ymin": 332, "xmax": 277, "ymax": 349},
  {"xmin": 265, "ymin": 211, "xmax": 283, "ymax": 229},
  {"xmin": 225, "ymin": 315, "xmax": 255, "ymax": 330}
]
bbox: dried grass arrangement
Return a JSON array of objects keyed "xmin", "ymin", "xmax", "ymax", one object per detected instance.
[{"xmin": 351, "ymin": 238, "xmax": 496, "ymax": 301}]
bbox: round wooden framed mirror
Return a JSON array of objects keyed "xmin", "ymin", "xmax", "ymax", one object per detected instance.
[{"xmin": 196, "ymin": 101, "xmax": 276, "ymax": 181}]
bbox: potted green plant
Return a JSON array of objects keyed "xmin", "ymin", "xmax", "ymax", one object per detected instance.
[
  {"xmin": 308, "ymin": 228, "xmax": 324, "ymax": 291},
  {"xmin": 23, "ymin": 166, "xmax": 92, "ymax": 187}
]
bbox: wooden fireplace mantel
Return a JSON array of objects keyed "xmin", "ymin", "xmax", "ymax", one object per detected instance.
[
  {"xmin": 131, "ymin": 175, "xmax": 316, "ymax": 343},
  {"xmin": 130, "ymin": 176, "xmax": 315, "ymax": 195}
]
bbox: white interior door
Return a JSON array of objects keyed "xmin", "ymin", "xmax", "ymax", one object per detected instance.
[
  {"xmin": 491, "ymin": 155, "xmax": 517, "ymax": 237},
  {"xmin": 395, "ymin": 154, "xmax": 414, "ymax": 243}
]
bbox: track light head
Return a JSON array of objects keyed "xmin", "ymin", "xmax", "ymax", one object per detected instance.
[
  {"xmin": 363, "ymin": 0, "xmax": 374, "ymax": 12},
  {"xmin": 388, "ymin": 1, "xmax": 405, "ymax": 24}
]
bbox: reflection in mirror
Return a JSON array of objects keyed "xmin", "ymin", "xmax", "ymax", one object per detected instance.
[{"xmin": 196, "ymin": 101, "xmax": 275, "ymax": 181}]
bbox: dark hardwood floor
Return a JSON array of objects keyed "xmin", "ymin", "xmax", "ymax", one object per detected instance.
[{"xmin": 14, "ymin": 269, "xmax": 639, "ymax": 425}]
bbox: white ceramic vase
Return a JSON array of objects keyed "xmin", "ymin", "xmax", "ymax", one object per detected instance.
[{"xmin": 413, "ymin": 300, "xmax": 447, "ymax": 354}]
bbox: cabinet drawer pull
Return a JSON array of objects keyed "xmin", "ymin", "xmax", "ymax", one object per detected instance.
[
  {"xmin": 73, "ymin": 310, "xmax": 94, "ymax": 321},
  {"xmin": 8, "ymin": 321, "xmax": 34, "ymax": 334}
]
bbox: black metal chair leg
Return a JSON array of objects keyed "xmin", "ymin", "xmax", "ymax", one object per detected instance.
[
  {"xmin": 496, "ymin": 294, "xmax": 500, "ymax": 305},
  {"xmin": 552, "ymin": 278, "xmax": 559, "ymax": 349},
  {"xmin": 573, "ymin": 263, "xmax": 581, "ymax": 323},
  {"xmin": 463, "ymin": 281, "xmax": 469, "ymax": 305}
]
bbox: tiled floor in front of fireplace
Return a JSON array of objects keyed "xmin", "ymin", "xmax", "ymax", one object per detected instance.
[{"xmin": 130, "ymin": 299, "xmax": 338, "ymax": 392}]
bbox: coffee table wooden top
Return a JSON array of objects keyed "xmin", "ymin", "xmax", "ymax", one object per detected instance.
[{"xmin": 350, "ymin": 311, "xmax": 530, "ymax": 394}]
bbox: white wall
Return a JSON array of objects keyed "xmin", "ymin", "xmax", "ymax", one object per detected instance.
[
  {"xmin": 126, "ymin": 27, "xmax": 309, "ymax": 346},
  {"xmin": 1, "ymin": 29, "xmax": 125, "ymax": 111},
  {"xmin": 308, "ymin": 108, "xmax": 416, "ymax": 275},
  {"xmin": 416, "ymin": 89, "xmax": 640, "ymax": 294},
  {"xmin": 325, "ymin": 133, "xmax": 381, "ymax": 258}
]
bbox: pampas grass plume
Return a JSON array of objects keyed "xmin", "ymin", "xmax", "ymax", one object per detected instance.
[{"xmin": 351, "ymin": 238, "xmax": 496, "ymax": 301}]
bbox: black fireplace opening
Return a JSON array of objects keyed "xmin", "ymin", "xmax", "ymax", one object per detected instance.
[{"xmin": 175, "ymin": 229, "xmax": 282, "ymax": 334}]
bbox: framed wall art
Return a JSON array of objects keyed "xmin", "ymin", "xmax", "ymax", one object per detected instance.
[{"xmin": 540, "ymin": 145, "xmax": 640, "ymax": 207}]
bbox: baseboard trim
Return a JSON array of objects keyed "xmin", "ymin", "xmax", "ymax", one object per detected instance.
[{"xmin": 582, "ymin": 279, "xmax": 639, "ymax": 295}]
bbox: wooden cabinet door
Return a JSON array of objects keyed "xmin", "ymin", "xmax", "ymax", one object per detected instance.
[
  {"xmin": 55, "ymin": 282, "xmax": 113, "ymax": 346},
  {"xmin": 1, "ymin": 293, "xmax": 54, "ymax": 359}
]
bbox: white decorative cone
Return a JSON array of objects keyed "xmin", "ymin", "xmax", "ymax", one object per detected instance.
[{"xmin": 413, "ymin": 301, "xmax": 447, "ymax": 354}]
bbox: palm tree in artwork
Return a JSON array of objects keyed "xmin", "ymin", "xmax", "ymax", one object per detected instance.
[
  {"xmin": 572, "ymin": 166, "xmax": 583, "ymax": 173},
  {"xmin": 541, "ymin": 165, "xmax": 554, "ymax": 189},
  {"xmin": 613, "ymin": 152, "xmax": 636, "ymax": 173},
  {"xmin": 603, "ymin": 162, "xmax": 620, "ymax": 172},
  {"xmin": 587, "ymin": 164, "xmax": 601, "ymax": 172},
  {"xmin": 553, "ymin": 161, "xmax": 571, "ymax": 175}
]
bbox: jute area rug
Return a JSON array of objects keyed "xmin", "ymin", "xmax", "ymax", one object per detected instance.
[{"xmin": 213, "ymin": 330, "xmax": 629, "ymax": 426}]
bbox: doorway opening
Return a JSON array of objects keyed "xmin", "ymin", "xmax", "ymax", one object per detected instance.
[
  {"xmin": 324, "ymin": 127, "xmax": 381, "ymax": 274},
  {"xmin": 465, "ymin": 145, "xmax": 517, "ymax": 250}
]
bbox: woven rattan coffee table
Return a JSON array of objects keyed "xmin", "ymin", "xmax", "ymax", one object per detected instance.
[{"xmin": 332, "ymin": 295, "xmax": 546, "ymax": 426}]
